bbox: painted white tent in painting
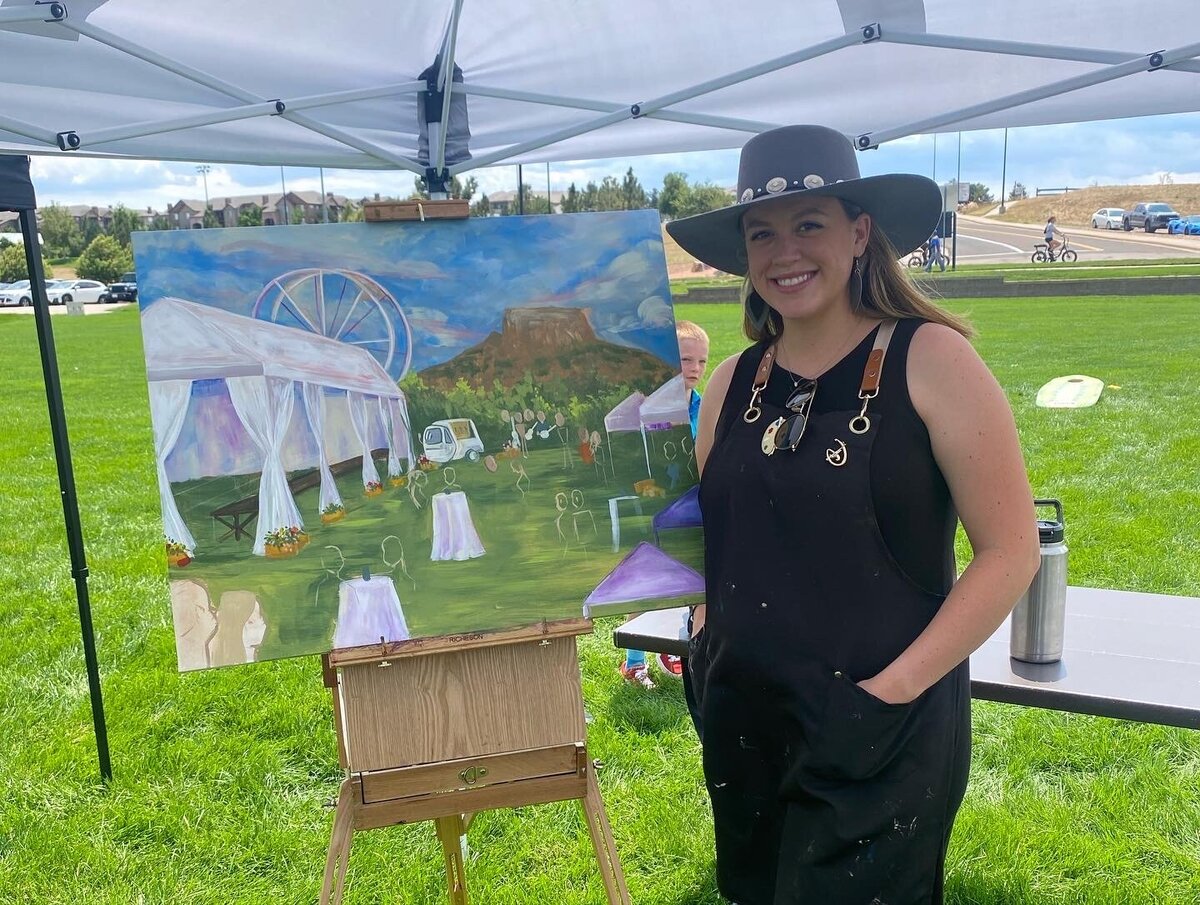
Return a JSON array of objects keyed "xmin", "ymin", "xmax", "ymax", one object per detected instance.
[
  {"xmin": 142, "ymin": 297, "xmax": 411, "ymax": 555},
  {"xmin": 0, "ymin": 2, "xmax": 1198, "ymax": 175}
]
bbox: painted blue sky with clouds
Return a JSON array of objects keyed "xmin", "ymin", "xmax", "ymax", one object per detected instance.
[{"xmin": 133, "ymin": 210, "xmax": 677, "ymax": 380}]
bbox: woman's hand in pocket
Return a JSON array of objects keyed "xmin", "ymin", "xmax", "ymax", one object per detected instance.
[{"xmin": 857, "ymin": 671, "xmax": 918, "ymax": 705}]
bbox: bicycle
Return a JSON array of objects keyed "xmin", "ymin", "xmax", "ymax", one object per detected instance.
[
  {"xmin": 1031, "ymin": 235, "xmax": 1077, "ymax": 263},
  {"xmin": 906, "ymin": 242, "xmax": 930, "ymax": 269}
]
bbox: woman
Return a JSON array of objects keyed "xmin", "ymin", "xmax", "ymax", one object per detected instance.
[{"xmin": 665, "ymin": 125, "xmax": 1039, "ymax": 904}]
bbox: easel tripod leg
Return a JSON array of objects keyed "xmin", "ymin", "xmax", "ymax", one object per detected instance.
[
  {"xmin": 582, "ymin": 768, "xmax": 631, "ymax": 905},
  {"xmin": 435, "ymin": 814, "xmax": 470, "ymax": 905},
  {"xmin": 321, "ymin": 778, "xmax": 355, "ymax": 905}
]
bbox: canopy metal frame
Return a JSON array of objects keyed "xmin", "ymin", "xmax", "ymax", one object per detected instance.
[{"xmin": 1, "ymin": 6, "xmax": 1194, "ymax": 173}]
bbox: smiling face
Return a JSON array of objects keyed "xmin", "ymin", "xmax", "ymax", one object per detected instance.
[{"xmin": 742, "ymin": 194, "xmax": 870, "ymax": 323}]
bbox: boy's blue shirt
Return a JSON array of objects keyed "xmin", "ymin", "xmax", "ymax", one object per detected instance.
[{"xmin": 689, "ymin": 388, "xmax": 702, "ymax": 439}]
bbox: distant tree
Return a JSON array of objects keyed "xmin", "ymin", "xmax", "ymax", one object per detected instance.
[
  {"xmin": 968, "ymin": 182, "xmax": 994, "ymax": 204},
  {"xmin": 149, "ymin": 213, "xmax": 171, "ymax": 231},
  {"xmin": 81, "ymin": 219, "xmax": 103, "ymax": 247},
  {"xmin": 109, "ymin": 204, "xmax": 144, "ymax": 247},
  {"xmin": 0, "ymin": 236, "xmax": 11, "ymax": 250},
  {"xmin": 76, "ymin": 235, "xmax": 134, "ymax": 283},
  {"xmin": 657, "ymin": 172, "xmax": 692, "ymax": 220},
  {"xmin": 0, "ymin": 242, "xmax": 55, "ymax": 284},
  {"xmin": 470, "ymin": 193, "xmax": 491, "ymax": 218},
  {"xmin": 39, "ymin": 203, "xmax": 84, "ymax": 257},
  {"xmin": 647, "ymin": 187, "xmax": 660, "ymax": 212},
  {"xmin": 340, "ymin": 200, "xmax": 364, "ymax": 222},
  {"xmin": 202, "ymin": 206, "xmax": 222, "ymax": 228},
  {"xmin": 511, "ymin": 185, "xmax": 551, "ymax": 215},
  {"xmin": 678, "ymin": 182, "xmax": 732, "ymax": 217},
  {"xmin": 1157, "ymin": 171, "xmax": 1175, "ymax": 185},
  {"xmin": 238, "ymin": 204, "xmax": 263, "ymax": 227},
  {"xmin": 560, "ymin": 183, "xmax": 582, "ymax": 214},
  {"xmin": 289, "ymin": 205, "xmax": 307, "ymax": 225},
  {"xmin": 620, "ymin": 167, "xmax": 647, "ymax": 210},
  {"xmin": 595, "ymin": 175, "xmax": 624, "ymax": 211},
  {"xmin": 1008, "ymin": 182, "xmax": 1028, "ymax": 201}
]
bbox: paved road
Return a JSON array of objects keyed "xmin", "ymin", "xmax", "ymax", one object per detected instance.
[{"xmin": 951, "ymin": 215, "xmax": 1200, "ymax": 265}]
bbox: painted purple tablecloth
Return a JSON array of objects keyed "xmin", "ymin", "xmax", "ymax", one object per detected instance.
[
  {"xmin": 431, "ymin": 490, "xmax": 486, "ymax": 561},
  {"xmin": 333, "ymin": 576, "xmax": 411, "ymax": 649}
]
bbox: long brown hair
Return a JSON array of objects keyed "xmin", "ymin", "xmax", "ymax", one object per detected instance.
[{"xmin": 741, "ymin": 200, "xmax": 973, "ymax": 341}]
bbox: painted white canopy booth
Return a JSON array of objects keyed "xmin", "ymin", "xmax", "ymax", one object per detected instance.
[
  {"xmin": 0, "ymin": 2, "xmax": 1198, "ymax": 179},
  {"xmin": 142, "ymin": 297, "xmax": 412, "ymax": 555}
]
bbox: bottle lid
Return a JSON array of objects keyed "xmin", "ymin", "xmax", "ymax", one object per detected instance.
[{"xmin": 1038, "ymin": 519, "xmax": 1064, "ymax": 543}]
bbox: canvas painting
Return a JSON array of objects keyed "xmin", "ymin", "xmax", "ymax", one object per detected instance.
[{"xmin": 133, "ymin": 212, "xmax": 703, "ymax": 671}]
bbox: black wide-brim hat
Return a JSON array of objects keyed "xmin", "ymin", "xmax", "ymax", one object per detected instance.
[{"xmin": 666, "ymin": 125, "xmax": 942, "ymax": 275}]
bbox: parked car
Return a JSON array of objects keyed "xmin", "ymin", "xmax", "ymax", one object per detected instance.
[
  {"xmin": 0, "ymin": 279, "xmax": 32, "ymax": 306},
  {"xmin": 1123, "ymin": 202, "xmax": 1181, "ymax": 233},
  {"xmin": 47, "ymin": 279, "xmax": 108, "ymax": 305},
  {"xmin": 1167, "ymin": 214, "xmax": 1200, "ymax": 236},
  {"xmin": 0, "ymin": 279, "xmax": 71, "ymax": 306},
  {"xmin": 1090, "ymin": 208, "xmax": 1125, "ymax": 229},
  {"xmin": 99, "ymin": 271, "xmax": 137, "ymax": 303}
]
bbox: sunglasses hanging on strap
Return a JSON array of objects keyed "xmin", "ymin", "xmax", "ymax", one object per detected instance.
[{"xmin": 744, "ymin": 320, "xmax": 898, "ymax": 459}]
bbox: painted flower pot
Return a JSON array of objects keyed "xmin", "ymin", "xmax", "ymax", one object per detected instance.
[
  {"xmin": 389, "ymin": 476, "xmax": 408, "ymax": 488},
  {"xmin": 364, "ymin": 486, "xmax": 384, "ymax": 497},
  {"xmin": 321, "ymin": 510, "xmax": 346, "ymax": 524},
  {"xmin": 167, "ymin": 551, "xmax": 191, "ymax": 567},
  {"xmin": 265, "ymin": 543, "xmax": 298, "ymax": 558},
  {"xmin": 296, "ymin": 532, "xmax": 311, "ymax": 548}
]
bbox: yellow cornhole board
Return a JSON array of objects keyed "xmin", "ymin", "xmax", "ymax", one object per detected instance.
[{"xmin": 1036, "ymin": 375, "xmax": 1104, "ymax": 408}]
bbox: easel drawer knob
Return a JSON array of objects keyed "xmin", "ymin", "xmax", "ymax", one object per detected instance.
[{"xmin": 459, "ymin": 765, "xmax": 489, "ymax": 785}]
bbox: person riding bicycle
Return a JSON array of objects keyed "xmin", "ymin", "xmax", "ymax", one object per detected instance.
[{"xmin": 1044, "ymin": 215, "xmax": 1064, "ymax": 259}]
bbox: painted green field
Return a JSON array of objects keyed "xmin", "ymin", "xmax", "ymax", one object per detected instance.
[
  {"xmin": 170, "ymin": 433, "xmax": 700, "ymax": 665},
  {"xmin": 0, "ymin": 297, "xmax": 1198, "ymax": 903}
]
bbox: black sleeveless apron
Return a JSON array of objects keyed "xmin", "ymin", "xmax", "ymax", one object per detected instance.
[{"xmin": 692, "ymin": 324, "xmax": 971, "ymax": 905}]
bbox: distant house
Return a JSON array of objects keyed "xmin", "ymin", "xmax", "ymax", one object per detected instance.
[
  {"xmin": 485, "ymin": 190, "xmax": 565, "ymax": 216},
  {"xmin": 168, "ymin": 199, "xmax": 206, "ymax": 229},
  {"xmin": 168, "ymin": 191, "xmax": 350, "ymax": 228}
]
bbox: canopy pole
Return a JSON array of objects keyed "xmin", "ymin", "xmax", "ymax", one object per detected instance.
[{"xmin": 20, "ymin": 208, "xmax": 112, "ymax": 782}]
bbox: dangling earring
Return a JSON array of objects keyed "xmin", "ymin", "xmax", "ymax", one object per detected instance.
[
  {"xmin": 849, "ymin": 256, "xmax": 863, "ymax": 312},
  {"xmin": 747, "ymin": 291, "xmax": 771, "ymax": 332}
]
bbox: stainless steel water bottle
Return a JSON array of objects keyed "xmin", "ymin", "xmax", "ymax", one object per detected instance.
[{"xmin": 1010, "ymin": 499, "xmax": 1068, "ymax": 664}]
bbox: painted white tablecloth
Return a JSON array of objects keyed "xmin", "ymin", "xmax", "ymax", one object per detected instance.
[
  {"xmin": 431, "ymin": 490, "xmax": 486, "ymax": 561},
  {"xmin": 333, "ymin": 576, "xmax": 411, "ymax": 649}
]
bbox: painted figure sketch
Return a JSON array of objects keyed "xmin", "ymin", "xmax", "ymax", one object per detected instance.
[{"xmin": 132, "ymin": 211, "xmax": 703, "ymax": 671}]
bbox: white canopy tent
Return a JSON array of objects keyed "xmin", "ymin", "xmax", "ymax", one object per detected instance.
[
  {"xmin": 0, "ymin": 2, "xmax": 1198, "ymax": 180},
  {"xmin": 142, "ymin": 297, "xmax": 412, "ymax": 555},
  {"xmin": 604, "ymin": 377, "xmax": 691, "ymax": 478}
]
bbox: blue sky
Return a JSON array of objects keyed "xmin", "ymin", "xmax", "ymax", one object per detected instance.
[
  {"xmin": 132, "ymin": 210, "xmax": 677, "ymax": 380},
  {"xmin": 25, "ymin": 112, "xmax": 1200, "ymax": 212}
]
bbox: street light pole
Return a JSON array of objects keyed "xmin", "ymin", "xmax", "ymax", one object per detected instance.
[
  {"xmin": 196, "ymin": 164, "xmax": 211, "ymax": 220},
  {"xmin": 280, "ymin": 165, "xmax": 289, "ymax": 225},
  {"xmin": 998, "ymin": 128, "xmax": 1008, "ymax": 215}
]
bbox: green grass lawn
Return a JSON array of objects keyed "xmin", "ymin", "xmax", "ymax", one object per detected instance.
[{"xmin": 1, "ymin": 300, "xmax": 1198, "ymax": 903}]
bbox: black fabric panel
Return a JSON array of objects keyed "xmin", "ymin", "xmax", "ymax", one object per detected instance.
[{"xmin": 0, "ymin": 155, "xmax": 36, "ymax": 212}]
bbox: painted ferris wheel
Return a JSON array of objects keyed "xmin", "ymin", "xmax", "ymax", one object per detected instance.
[{"xmin": 252, "ymin": 269, "xmax": 413, "ymax": 380}]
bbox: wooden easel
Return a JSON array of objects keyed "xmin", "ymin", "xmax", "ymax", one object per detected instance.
[{"xmin": 319, "ymin": 617, "xmax": 629, "ymax": 904}]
